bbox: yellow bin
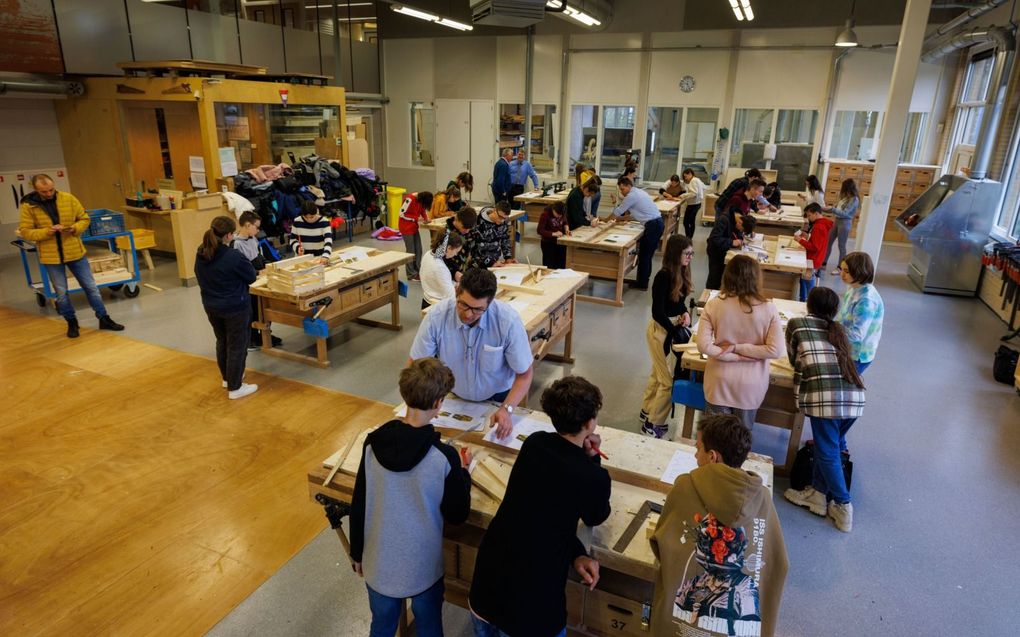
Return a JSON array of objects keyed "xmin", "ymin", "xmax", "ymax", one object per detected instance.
[{"xmin": 386, "ymin": 186, "xmax": 406, "ymax": 229}]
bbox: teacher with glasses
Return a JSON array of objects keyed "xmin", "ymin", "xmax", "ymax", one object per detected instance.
[{"xmin": 409, "ymin": 267, "xmax": 534, "ymax": 439}]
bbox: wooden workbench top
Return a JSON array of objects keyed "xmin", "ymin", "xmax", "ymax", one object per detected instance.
[
  {"xmin": 514, "ymin": 189, "xmax": 570, "ymax": 204},
  {"xmin": 250, "ymin": 247, "xmax": 412, "ymax": 302},
  {"xmin": 726, "ymin": 235, "xmax": 808, "ymax": 273},
  {"xmin": 558, "ymin": 221, "xmax": 644, "ymax": 252},
  {"xmin": 425, "ymin": 209, "xmax": 526, "ymax": 231},
  {"xmin": 488, "ymin": 265, "xmax": 588, "ymax": 332}
]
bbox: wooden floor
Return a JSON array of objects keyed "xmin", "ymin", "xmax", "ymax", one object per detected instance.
[{"xmin": 0, "ymin": 307, "xmax": 393, "ymax": 636}]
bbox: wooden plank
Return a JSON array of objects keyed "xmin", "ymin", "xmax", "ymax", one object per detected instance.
[{"xmin": 118, "ymin": 59, "xmax": 268, "ymax": 76}]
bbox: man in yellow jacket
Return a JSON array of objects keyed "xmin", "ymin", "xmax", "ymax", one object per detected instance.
[{"xmin": 18, "ymin": 174, "xmax": 125, "ymax": 338}]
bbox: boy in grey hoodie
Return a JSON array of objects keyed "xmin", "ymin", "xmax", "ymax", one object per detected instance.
[
  {"xmin": 650, "ymin": 415, "xmax": 788, "ymax": 637},
  {"xmin": 349, "ymin": 359, "xmax": 472, "ymax": 637}
]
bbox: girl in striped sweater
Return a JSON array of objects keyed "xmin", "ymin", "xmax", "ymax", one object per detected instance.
[{"xmin": 289, "ymin": 200, "xmax": 333, "ymax": 263}]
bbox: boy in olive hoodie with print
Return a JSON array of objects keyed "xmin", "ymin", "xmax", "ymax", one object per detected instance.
[{"xmin": 650, "ymin": 415, "xmax": 788, "ymax": 637}]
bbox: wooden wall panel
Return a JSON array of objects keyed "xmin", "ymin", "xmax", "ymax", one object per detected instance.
[{"xmin": 53, "ymin": 99, "xmax": 127, "ymax": 210}]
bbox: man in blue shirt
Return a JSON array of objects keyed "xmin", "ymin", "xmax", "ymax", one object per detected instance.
[
  {"xmin": 610, "ymin": 176, "xmax": 664, "ymax": 290},
  {"xmin": 509, "ymin": 150, "xmax": 540, "ymax": 209},
  {"xmin": 491, "ymin": 149, "xmax": 513, "ymax": 205},
  {"xmin": 409, "ymin": 268, "xmax": 534, "ymax": 439}
]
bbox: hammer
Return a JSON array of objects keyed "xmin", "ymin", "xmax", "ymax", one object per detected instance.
[{"xmin": 315, "ymin": 493, "xmax": 355, "ymax": 566}]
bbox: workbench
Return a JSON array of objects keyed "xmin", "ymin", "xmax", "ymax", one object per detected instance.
[
  {"xmin": 307, "ymin": 409, "xmax": 774, "ymax": 637},
  {"xmin": 425, "ymin": 264, "xmax": 588, "ymax": 364},
  {"xmin": 513, "ymin": 188, "xmax": 570, "ymax": 220},
  {"xmin": 750, "ymin": 205, "xmax": 806, "ymax": 237},
  {"xmin": 250, "ymin": 247, "xmax": 413, "ymax": 368},
  {"xmin": 676, "ymin": 293, "xmax": 808, "ymax": 475},
  {"xmin": 653, "ymin": 198, "xmax": 681, "ymax": 250},
  {"xmin": 558, "ymin": 221, "xmax": 645, "ymax": 307},
  {"xmin": 424, "ymin": 210, "xmax": 527, "ymax": 260},
  {"xmin": 725, "ymin": 236, "xmax": 807, "ymax": 301},
  {"xmin": 700, "ymin": 194, "xmax": 805, "ymax": 229}
]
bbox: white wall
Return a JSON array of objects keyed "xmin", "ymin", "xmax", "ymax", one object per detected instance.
[
  {"xmin": 383, "ymin": 38, "xmax": 436, "ymax": 192},
  {"xmin": 0, "ymin": 98, "xmax": 68, "ymax": 258}
]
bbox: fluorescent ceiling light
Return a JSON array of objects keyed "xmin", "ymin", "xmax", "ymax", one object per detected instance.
[
  {"xmin": 547, "ymin": 1, "xmax": 600, "ymax": 27},
  {"xmin": 436, "ymin": 17, "xmax": 474, "ymax": 31},
  {"xmin": 392, "ymin": 5, "xmax": 439, "ymax": 21},
  {"xmin": 740, "ymin": 0, "xmax": 754, "ymax": 21},
  {"xmin": 728, "ymin": 0, "xmax": 744, "ymax": 21}
]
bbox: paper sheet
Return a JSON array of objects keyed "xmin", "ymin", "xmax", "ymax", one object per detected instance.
[
  {"xmin": 493, "ymin": 269, "xmax": 528, "ymax": 286},
  {"xmin": 188, "ymin": 156, "xmax": 205, "ymax": 172},
  {"xmin": 394, "ymin": 397, "xmax": 494, "ymax": 431},
  {"xmin": 542, "ymin": 268, "xmax": 582, "ymax": 279},
  {"xmin": 599, "ymin": 233, "xmax": 630, "ymax": 244},
  {"xmin": 505, "ymin": 297, "xmax": 532, "ymax": 317},
  {"xmin": 483, "ymin": 414, "xmax": 556, "ymax": 450},
  {"xmin": 336, "ymin": 246, "xmax": 372, "ymax": 262},
  {"xmin": 660, "ymin": 449, "xmax": 699, "ymax": 485},
  {"xmin": 190, "ymin": 172, "xmax": 207, "ymax": 189}
]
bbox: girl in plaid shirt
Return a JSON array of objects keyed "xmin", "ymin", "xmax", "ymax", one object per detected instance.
[{"xmin": 783, "ymin": 287, "xmax": 866, "ymax": 534}]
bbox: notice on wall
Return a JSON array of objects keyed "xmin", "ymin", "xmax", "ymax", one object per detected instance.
[
  {"xmin": 219, "ymin": 147, "xmax": 238, "ymax": 178},
  {"xmin": 188, "ymin": 156, "xmax": 205, "ymax": 173},
  {"xmin": 190, "ymin": 172, "xmax": 207, "ymax": 189},
  {"xmin": 226, "ymin": 116, "xmax": 250, "ymax": 141}
]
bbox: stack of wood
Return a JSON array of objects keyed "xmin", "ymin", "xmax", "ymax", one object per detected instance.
[{"xmin": 266, "ymin": 255, "xmax": 326, "ymax": 295}]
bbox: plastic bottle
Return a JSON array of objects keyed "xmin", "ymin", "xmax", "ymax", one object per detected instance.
[{"xmin": 169, "ymin": 196, "xmax": 176, "ymax": 210}]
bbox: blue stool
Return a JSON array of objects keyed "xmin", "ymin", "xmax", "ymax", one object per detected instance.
[{"xmin": 672, "ymin": 376, "xmax": 706, "ymax": 440}]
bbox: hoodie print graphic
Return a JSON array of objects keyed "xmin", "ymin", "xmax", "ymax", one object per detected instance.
[{"xmin": 673, "ymin": 512, "xmax": 764, "ymax": 637}]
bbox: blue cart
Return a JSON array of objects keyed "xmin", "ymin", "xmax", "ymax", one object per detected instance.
[{"xmin": 13, "ymin": 217, "xmax": 142, "ymax": 308}]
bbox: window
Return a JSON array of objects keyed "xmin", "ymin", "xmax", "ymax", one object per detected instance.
[
  {"xmin": 644, "ymin": 107, "xmax": 683, "ymax": 183},
  {"xmin": 600, "ymin": 106, "xmax": 636, "ymax": 177},
  {"xmin": 569, "ymin": 105, "xmax": 600, "ymax": 172},
  {"xmin": 950, "ymin": 49, "xmax": 995, "ymax": 163},
  {"xmin": 729, "ymin": 108, "xmax": 773, "ymax": 168},
  {"xmin": 731, "ymin": 108, "xmax": 818, "ymax": 189},
  {"xmin": 410, "ymin": 102, "xmax": 434, "ymax": 167},
  {"xmin": 899, "ymin": 112, "xmax": 928, "ymax": 164},
  {"xmin": 830, "ymin": 110, "xmax": 880, "ymax": 160},
  {"xmin": 683, "ymin": 108, "xmax": 719, "ymax": 183}
]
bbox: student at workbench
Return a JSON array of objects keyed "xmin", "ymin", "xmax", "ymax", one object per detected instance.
[
  {"xmin": 232, "ymin": 211, "xmax": 281, "ymax": 349},
  {"xmin": 446, "ymin": 172, "xmax": 473, "ymax": 212},
  {"xmin": 442, "ymin": 206, "xmax": 478, "ymax": 278},
  {"xmin": 420, "ymin": 231, "xmax": 464, "ymax": 310},
  {"xmin": 566, "ymin": 178, "xmax": 600, "ymax": 230},
  {"xmin": 659, "ymin": 174, "xmax": 685, "ymax": 199},
  {"xmin": 194, "ymin": 215, "xmax": 259, "ymax": 400},
  {"xmin": 289, "ymin": 200, "xmax": 332, "ymax": 263},
  {"xmin": 640, "ymin": 235, "xmax": 694, "ymax": 440},
  {"xmin": 678, "ymin": 168, "xmax": 705, "ymax": 239},
  {"xmin": 398, "ymin": 190, "xmax": 434, "ymax": 281},
  {"xmin": 822, "ymin": 178, "xmax": 860, "ymax": 275},
  {"xmin": 714, "ymin": 168, "xmax": 775, "ymax": 215},
  {"xmin": 705, "ymin": 178, "xmax": 764, "ymax": 290},
  {"xmin": 409, "ymin": 267, "xmax": 533, "ymax": 440},
  {"xmin": 610, "ymin": 176, "xmax": 664, "ymax": 291},
  {"xmin": 696, "ymin": 255, "xmax": 785, "ymax": 430},
  {"xmin": 348, "ymin": 358, "xmax": 473, "ymax": 637},
  {"xmin": 575, "ymin": 163, "xmax": 601, "ymax": 216},
  {"xmin": 650, "ymin": 414, "xmax": 788, "ymax": 637},
  {"xmin": 470, "ymin": 201, "xmax": 516, "ymax": 269},
  {"xmin": 469, "ymin": 375, "xmax": 612, "ymax": 637},
  {"xmin": 429, "ymin": 186, "xmax": 461, "ymax": 219},
  {"xmin": 794, "ymin": 203, "xmax": 832, "ymax": 301},
  {"xmin": 537, "ymin": 201, "xmax": 570, "ymax": 269}
]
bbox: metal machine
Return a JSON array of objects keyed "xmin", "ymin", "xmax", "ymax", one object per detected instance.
[{"xmin": 895, "ymin": 175, "xmax": 1002, "ymax": 296}]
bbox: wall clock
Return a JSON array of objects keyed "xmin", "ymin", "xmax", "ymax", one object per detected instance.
[{"xmin": 679, "ymin": 75, "xmax": 696, "ymax": 93}]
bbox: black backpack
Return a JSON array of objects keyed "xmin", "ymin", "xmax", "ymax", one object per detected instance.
[
  {"xmin": 993, "ymin": 345, "xmax": 1018, "ymax": 385},
  {"xmin": 790, "ymin": 440, "xmax": 853, "ymax": 491}
]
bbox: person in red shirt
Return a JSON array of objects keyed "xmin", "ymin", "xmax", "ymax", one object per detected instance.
[
  {"xmin": 537, "ymin": 201, "xmax": 570, "ymax": 269},
  {"xmin": 794, "ymin": 203, "xmax": 833, "ymax": 301},
  {"xmin": 398, "ymin": 191, "xmax": 434, "ymax": 281}
]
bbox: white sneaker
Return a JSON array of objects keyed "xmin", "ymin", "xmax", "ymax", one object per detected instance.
[
  {"xmin": 222, "ymin": 375, "xmax": 245, "ymax": 388},
  {"xmin": 828, "ymin": 501, "xmax": 853, "ymax": 533},
  {"xmin": 784, "ymin": 486, "xmax": 827, "ymax": 516},
  {"xmin": 228, "ymin": 383, "xmax": 259, "ymax": 400}
]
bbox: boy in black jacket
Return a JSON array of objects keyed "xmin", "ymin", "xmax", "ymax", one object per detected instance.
[
  {"xmin": 469, "ymin": 376, "xmax": 612, "ymax": 637},
  {"xmin": 349, "ymin": 358, "xmax": 472, "ymax": 637}
]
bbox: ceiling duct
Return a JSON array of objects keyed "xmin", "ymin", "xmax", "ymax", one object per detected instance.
[
  {"xmin": 471, "ymin": 0, "xmax": 547, "ymax": 27},
  {"xmin": 923, "ymin": 0, "xmax": 1010, "ymax": 48},
  {"xmin": 0, "ymin": 79, "xmax": 84, "ymax": 97}
]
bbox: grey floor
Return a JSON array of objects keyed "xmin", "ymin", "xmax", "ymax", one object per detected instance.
[{"xmin": 3, "ymin": 225, "xmax": 1019, "ymax": 637}]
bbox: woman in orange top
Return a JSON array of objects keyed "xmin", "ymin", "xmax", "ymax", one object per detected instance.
[{"xmin": 430, "ymin": 186, "xmax": 461, "ymax": 219}]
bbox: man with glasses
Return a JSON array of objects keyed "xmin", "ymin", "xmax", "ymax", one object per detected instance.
[
  {"xmin": 410, "ymin": 268, "xmax": 533, "ymax": 439},
  {"xmin": 469, "ymin": 201, "xmax": 516, "ymax": 269},
  {"xmin": 18, "ymin": 174, "xmax": 125, "ymax": 338}
]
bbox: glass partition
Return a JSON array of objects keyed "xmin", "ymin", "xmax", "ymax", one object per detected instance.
[
  {"xmin": 411, "ymin": 102, "xmax": 435, "ymax": 167},
  {"xmin": 729, "ymin": 108, "xmax": 773, "ymax": 168},
  {"xmin": 644, "ymin": 107, "xmax": 683, "ymax": 183},
  {"xmin": 774, "ymin": 109, "xmax": 818, "ymax": 190},
  {"xmin": 569, "ymin": 105, "xmax": 600, "ymax": 172},
  {"xmin": 830, "ymin": 110, "xmax": 880, "ymax": 161},
  {"xmin": 530, "ymin": 105, "xmax": 557, "ymax": 173},
  {"xmin": 683, "ymin": 107, "xmax": 719, "ymax": 183},
  {"xmin": 899, "ymin": 112, "xmax": 928, "ymax": 164},
  {"xmin": 215, "ymin": 102, "xmax": 340, "ymax": 169},
  {"xmin": 600, "ymin": 105, "xmax": 635, "ymax": 177}
]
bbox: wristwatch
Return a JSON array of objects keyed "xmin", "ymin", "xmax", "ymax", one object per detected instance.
[{"xmin": 500, "ymin": 404, "xmax": 514, "ymax": 415}]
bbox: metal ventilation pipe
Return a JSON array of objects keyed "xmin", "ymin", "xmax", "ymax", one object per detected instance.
[
  {"xmin": 923, "ymin": 0, "xmax": 1010, "ymax": 48},
  {"xmin": 0, "ymin": 79, "xmax": 83, "ymax": 96},
  {"xmin": 923, "ymin": 26, "xmax": 1015, "ymax": 179}
]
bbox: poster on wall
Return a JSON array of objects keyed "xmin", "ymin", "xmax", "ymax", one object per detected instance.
[{"xmin": 218, "ymin": 148, "xmax": 238, "ymax": 178}]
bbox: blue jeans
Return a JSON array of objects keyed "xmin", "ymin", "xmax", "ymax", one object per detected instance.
[
  {"xmin": 367, "ymin": 577, "xmax": 445, "ymax": 637},
  {"xmin": 809, "ymin": 416, "xmax": 856, "ymax": 504},
  {"xmin": 855, "ymin": 360, "xmax": 871, "ymax": 374},
  {"xmin": 471, "ymin": 614, "xmax": 566, "ymax": 637},
  {"xmin": 799, "ymin": 274, "xmax": 816, "ymax": 302},
  {"xmin": 44, "ymin": 257, "xmax": 109, "ymax": 321}
]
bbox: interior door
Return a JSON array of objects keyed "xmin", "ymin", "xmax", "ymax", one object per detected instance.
[
  {"xmin": 123, "ymin": 102, "xmax": 203, "ymax": 192},
  {"xmin": 435, "ymin": 99, "xmax": 470, "ymax": 192},
  {"xmin": 470, "ymin": 100, "xmax": 495, "ymax": 200}
]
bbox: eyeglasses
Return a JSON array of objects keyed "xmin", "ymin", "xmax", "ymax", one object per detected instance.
[
  {"xmin": 682, "ymin": 250, "xmax": 695, "ymax": 257},
  {"xmin": 457, "ymin": 299, "xmax": 489, "ymax": 315}
]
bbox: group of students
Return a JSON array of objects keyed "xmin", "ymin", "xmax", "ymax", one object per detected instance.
[{"xmin": 349, "ymin": 357, "xmax": 789, "ymax": 637}]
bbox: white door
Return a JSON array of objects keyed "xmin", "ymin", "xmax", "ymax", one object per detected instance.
[
  {"xmin": 470, "ymin": 100, "xmax": 495, "ymax": 202},
  {"xmin": 435, "ymin": 99, "xmax": 471, "ymax": 192}
]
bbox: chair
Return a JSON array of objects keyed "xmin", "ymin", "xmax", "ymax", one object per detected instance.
[{"xmin": 671, "ymin": 374, "xmax": 706, "ymax": 440}]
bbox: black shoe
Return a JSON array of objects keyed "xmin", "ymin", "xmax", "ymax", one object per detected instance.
[
  {"xmin": 66, "ymin": 318, "xmax": 80, "ymax": 339},
  {"xmin": 98, "ymin": 316, "xmax": 125, "ymax": 331}
]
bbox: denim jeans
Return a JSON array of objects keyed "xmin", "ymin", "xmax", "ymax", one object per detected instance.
[
  {"xmin": 799, "ymin": 274, "xmax": 817, "ymax": 302},
  {"xmin": 204, "ymin": 307, "xmax": 250, "ymax": 391},
  {"xmin": 824, "ymin": 218, "xmax": 852, "ymax": 267},
  {"xmin": 705, "ymin": 402, "xmax": 756, "ymax": 430},
  {"xmin": 471, "ymin": 614, "xmax": 566, "ymax": 637},
  {"xmin": 44, "ymin": 257, "xmax": 109, "ymax": 321},
  {"xmin": 682, "ymin": 203, "xmax": 701, "ymax": 238},
  {"xmin": 367, "ymin": 577, "xmax": 445, "ymax": 637},
  {"xmin": 809, "ymin": 416, "xmax": 856, "ymax": 504},
  {"xmin": 855, "ymin": 360, "xmax": 872, "ymax": 375}
]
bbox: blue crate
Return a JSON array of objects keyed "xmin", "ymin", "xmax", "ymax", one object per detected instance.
[{"xmin": 83, "ymin": 209, "xmax": 126, "ymax": 237}]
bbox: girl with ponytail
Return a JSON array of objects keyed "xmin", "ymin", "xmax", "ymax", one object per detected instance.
[
  {"xmin": 783, "ymin": 286, "xmax": 866, "ymax": 533},
  {"xmin": 194, "ymin": 215, "xmax": 259, "ymax": 400}
]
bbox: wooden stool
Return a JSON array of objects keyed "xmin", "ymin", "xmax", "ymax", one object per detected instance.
[{"xmin": 117, "ymin": 229, "xmax": 157, "ymax": 273}]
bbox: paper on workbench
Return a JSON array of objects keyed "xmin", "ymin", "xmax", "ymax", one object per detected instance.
[
  {"xmin": 599, "ymin": 233, "xmax": 630, "ymax": 244},
  {"xmin": 483, "ymin": 414, "xmax": 556, "ymax": 450},
  {"xmin": 336, "ymin": 246, "xmax": 372, "ymax": 262},
  {"xmin": 542, "ymin": 268, "xmax": 581, "ymax": 279},
  {"xmin": 394, "ymin": 397, "xmax": 494, "ymax": 430},
  {"xmin": 660, "ymin": 449, "xmax": 699, "ymax": 485},
  {"xmin": 493, "ymin": 269, "xmax": 529, "ymax": 286},
  {"xmin": 505, "ymin": 297, "xmax": 532, "ymax": 317}
]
